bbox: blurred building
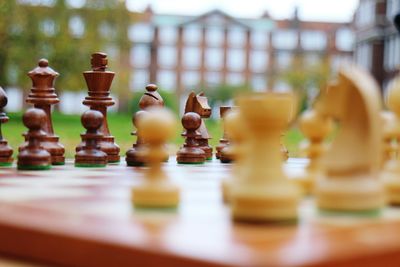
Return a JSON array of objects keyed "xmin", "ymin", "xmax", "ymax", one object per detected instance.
[
  {"xmin": 130, "ymin": 7, "xmax": 354, "ymax": 103},
  {"xmin": 354, "ymin": 0, "xmax": 400, "ymax": 89}
]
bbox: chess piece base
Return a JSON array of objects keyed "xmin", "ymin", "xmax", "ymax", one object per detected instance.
[
  {"xmin": 132, "ymin": 183, "xmax": 179, "ymax": 208},
  {"xmin": 126, "ymin": 147, "xmax": 145, "ymax": 167},
  {"xmin": 75, "ymin": 149, "xmax": 107, "ymax": 167},
  {"xmin": 176, "ymin": 147, "xmax": 206, "ymax": 164},
  {"xmin": 381, "ymin": 166, "xmax": 400, "ymax": 204},
  {"xmin": 316, "ymin": 176, "xmax": 385, "ymax": 212},
  {"xmin": 231, "ymin": 182, "xmax": 300, "ymax": 222},
  {"xmin": 216, "ymin": 140, "xmax": 228, "ymax": 159},
  {"xmin": 17, "ymin": 149, "xmax": 51, "ymax": 171}
]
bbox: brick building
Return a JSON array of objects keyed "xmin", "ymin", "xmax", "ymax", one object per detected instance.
[
  {"xmin": 354, "ymin": 0, "xmax": 400, "ymax": 89},
  {"xmin": 129, "ymin": 7, "xmax": 354, "ymax": 103}
]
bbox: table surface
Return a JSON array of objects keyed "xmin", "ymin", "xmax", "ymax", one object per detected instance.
[{"xmin": 0, "ymin": 158, "xmax": 399, "ymax": 267}]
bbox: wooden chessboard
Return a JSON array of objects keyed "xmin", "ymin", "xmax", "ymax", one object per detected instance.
[{"xmin": 0, "ymin": 158, "xmax": 399, "ymax": 267}]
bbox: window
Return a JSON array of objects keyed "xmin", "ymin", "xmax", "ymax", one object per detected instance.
[
  {"xmin": 206, "ymin": 27, "xmax": 224, "ymax": 47},
  {"xmin": 66, "ymin": 0, "xmax": 85, "ymax": 8},
  {"xmin": 274, "ymin": 80, "xmax": 291, "ymax": 92},
  {"xmin": 182, "ymin": 47, "xmax": 201, "ymax": 69},
  {"xmin": 275, "ymin": 52, "xmax": 292, "ymax": 69},
  {"xmin": 182, "ymin": 71, "xmax": 200, "ymax": 87},
  {"xmin": 355, "ymin": 43, "xmax": 372, "ymax": 70},
  {"xmin": 226, "ymin": 73, "xmax": 244, "ymax": 85},
  {"xmin": 205, "ymin": 72, "xmax": 222, "ymax": 86},
  {"xmin": 158, "ymin": 46, "xmax": 177, "ymax": 68},
  {"xmin": 40, "ymin": 19, "xmax": 57, "ymax": 36},
  {"xmin": 227, "ymin": 48, "xmax": 246, "ymax": 71},
  {"xmin": 184, "ymin": 25, "xmax": 202, "ymax": 45},
  {"xmin": 205, "ymin": 48, "xmax": 224, "ymax": 70},
  {"xmin": 228, "ymin": 27, "xmax": 246, "ymax": 48},
  {"xmin": 252, "ymin": 75, "xmax": 267, "ymax": 92},
  {"xmin": 130, "ymin": 45, "xmax": 150, "ymax": 68},
  {"xmin": 384, "ymin": 35, "xmax": 400, "ymax": 71},
  {"xmin": 356, "ymin": 0, "xmax": 375, "ymax": 27},
  {"xmin": 330, "ymin": 55, "xmax": 352, "ymax": 71},
  {"xmin": 250, "ymin": 50, "xmax": 268, "ymax": 72},
  {"xmin": 69, "ymin": 16, "xmax": 84, "ymax": 37},
  {"xmin": 251, "ymin": 30, "xmax": 268, "ymax": 49},
  {"xmin": 129, "ymin": 23, "xmax": 153, "ymax": 43},
  {"xmin": 157, "ymin": 70, "xmax": 176, "ymax": 91},
  {"xmin": 387, "ymin": 0, "xmax": 400, "ymax": 20},
  {"xmin": 131, "ymin": 70, "xmax": 149, "ymax": 90},
  {"xmin": 336, "ymin": 28, "xmax": 354, "ymax": 51},
  {"xmin": 301, "ymin": 31, "xmax": 327, "ymax": 50},
  {"xmin": 159, "ymin": 26, "xmax": 177, "ymax": 45},
  {"xmin": 272, "ymin": 30, "xmax": 297, "ymax": 49}
]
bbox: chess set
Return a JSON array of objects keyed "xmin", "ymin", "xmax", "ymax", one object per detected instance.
[{"xmin": 1, "ymin": 52, "xmax": 400, "ymax": 267}]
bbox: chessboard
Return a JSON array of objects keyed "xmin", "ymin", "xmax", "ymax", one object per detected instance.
[{"xmin": 0, "ymin": 158, "xmax": 399, "ymax": 267}]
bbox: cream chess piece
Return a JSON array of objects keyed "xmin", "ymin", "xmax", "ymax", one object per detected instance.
[
  {"xmin": 314, "ymin": 66, "xmax": 385, "ymax": 213},
  {"xmin": 131, "ymin": 108, "xmax": 179, "ymax": 208},
  {"xmin": 230, "ymin": 92, "xmax": 301, "ymax": 222},
  {"xmin": 293, "ymin": 109, "xmax": 332, "ymax": 194},
  {"xmin": 381, "ymin": 76, "xmax": 400, "ymax": 204}
]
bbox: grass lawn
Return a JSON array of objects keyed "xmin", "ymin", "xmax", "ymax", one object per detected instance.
[{"xmin": 4, "ymin": 112, "xmax": 305, "ymax": 158}]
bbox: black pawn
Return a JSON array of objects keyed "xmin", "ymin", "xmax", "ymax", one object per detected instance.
[
  {"xmin": 75, "ymin": 110, "xmax": 108, "ymax": 167},
  {"xmin": 17, "ymin": 108, "xmax": 51, "ymax": 170},
  {"xmin": 176, "ymin": 112, "xmax": 206, "ymax": 164},
  {"xmin": 0, "ymin": 87, "xmax": 13, "ymax": 166},
  {"xmin": 126, "ymin": 110, "xmax": 147, "ymax": 166}
]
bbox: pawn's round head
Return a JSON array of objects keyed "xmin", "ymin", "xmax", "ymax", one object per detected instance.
[
  {"xmin": 81, "ymin": 110, "xmax": 104, "ymax": 131},
  {"xmin": 387, "ymin": 76, "xmax": 400, "ymax": 116},
  {"xmin": 145, "ymin": 84, "xmax": 158, "ymax": 92},
  {"xmin": 224, "ymin": 109, "xmax": 244, "ymax": 142},
  {"xmin": 38, "ymin": 58, "xmax": 49, "ymax": 68},
  {"xmin": 181, "ymin": 112, "xmax": 201, "ymax": 131},
  {"xmin": 137, "ymin": 107, "xmax": 176, "ymax": 143},
  {"xmin": 299, "ymin": 109, "xmax": 333, "ymax": 140},
  {"xmin": 23, "ymin": 108, "xmax": 46, "ymax": 130},
  {"xmin": 0, "ymin": 87, "xmax": 8, "ymax": 109}
]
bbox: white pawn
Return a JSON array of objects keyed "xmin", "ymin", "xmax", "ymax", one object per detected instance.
[
  {"xmin": 131, "ymin": 107, "xmax": 179, "ymax": 208},
  {"xmin": 293, "ymin": 109, "xmax": 332, "ymax": 194},
  {"xmin": 381, "ymin": 77, "xmax": 400, "ymax": 204}
]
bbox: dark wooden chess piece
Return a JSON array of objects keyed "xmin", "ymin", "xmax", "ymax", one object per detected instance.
[
  {"xmin": 22, "ymin": 59, "xmax": 65, "ymax": 165},
  {"xmin": 76, "ymin": 52, "xmax": 120, "ymax": 163},
  {"xmin": 75, "ymin": 110, "xmax": 108, "ymax": 167},
  {"xmin": 139, "ymin": 84, "xmax": 164, "ymax": 110},
  {"xmin": 184, "ymin": 92, "xmax": 212, "ymax": 160},
  {"xmin": 216, "ymin": 106, "xmax": 232, "ymax": 160},
  {"xmin": 126, "ymin": 110, "xmax": 147, "ymax": 166},
  {"xmin": 177, "ymin": 112, "xmax": 206, "ymax": 164},
  {"xmin": 17, "ymin": 108, "xmax": 51, "ymax": 170},
  {"xmin": 0, "ymin": 87, "xmax": 13, "ymax": 166}
]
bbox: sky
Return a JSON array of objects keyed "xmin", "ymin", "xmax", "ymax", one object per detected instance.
[{"xmin": 126, "ymin": 0, "xmax": 359, "ymax": 22}]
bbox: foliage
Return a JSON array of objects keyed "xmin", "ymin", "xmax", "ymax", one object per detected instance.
[
  {"xmin": 0, "ymin": 0, "xmax": 133, "ymax": 111},
  {"xmin": 203, "ymin": 84, "xmax": 252, "ymax": 107}
]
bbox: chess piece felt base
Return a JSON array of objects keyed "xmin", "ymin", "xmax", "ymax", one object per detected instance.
[
  {"xmin": 176, "ymin": 147, "xmax": 206, "ymax": 164},
  {"xmin": 17, "ymin": 149, "xmax": 51, "ymax": 170},
  {"xmin": 132, "ymin": 182, "xmax": 179, "ymax": 208},
  {"xmin": 231, "ymin": 181, "xmax": 300, "ymax": 223},
  {"xmin": 126, "ymin": 146, "xmax": 145, "ymax": 167},
  {"xmin": 0, "ymin": 140, "xmax": 13, "ymax": 166},
  {"xmin": 316, "ymin": 176, "xmax": 385, "ymax": 212}
]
